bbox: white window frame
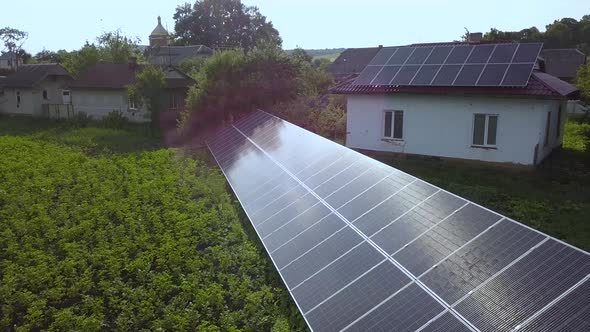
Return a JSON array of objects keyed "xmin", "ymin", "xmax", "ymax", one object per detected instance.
[
  {"xmin": 128, "ymin": 96, "xmax": 138, "ymax": 110},
  {"xmin": 382, "ymin": 110, "xmax": 404, "ymax": 140},
  {"xmin": 472, "ymin": 113, "xmax": 498, "ymax": 148}
]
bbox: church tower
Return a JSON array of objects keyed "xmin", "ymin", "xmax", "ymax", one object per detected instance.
[{"xmin": 149, "ymin": 16, "xmax": 169, "ymax": 47}]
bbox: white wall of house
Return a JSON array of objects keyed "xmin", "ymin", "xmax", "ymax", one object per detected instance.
[
  {"xmin": 71, "ymin": 89, "xmax": 149, "ymax": 122},
  {"xmin": 0, "ymin": 77, "xmax": 71, "ymax": 116},
  {"xmin": 346, "ymin": 94, "xmax": 567, "ymax": 165}
]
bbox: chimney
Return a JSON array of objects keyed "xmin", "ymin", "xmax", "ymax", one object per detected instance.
[
  {"xmin": 128, "ymin": 56, "xmax": 138, "ymax": 69},
  {"xmin": 468, "ymin": 32, "xmax": 483, "ymax": 43}
]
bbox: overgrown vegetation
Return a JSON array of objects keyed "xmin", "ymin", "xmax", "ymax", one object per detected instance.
[
  {"xmin": 576, "ymin": 64, "xmax": 590, "ymax": 104},
  {"xmin": 0, "ymin": 116, "xmax": 308, "ymax": 331},
  {"xmin": 127, "ymin": 66, "xmax": 167, "ymax": 133},
  {"xmin": 370, "ymin": 117, "xmax": 590, "ymax": 251},
  {"xmin": 481, "ymin": 15, "xmax": 590, "ymax": 53},
  {"xmin": 180, "ymin": 43, "xmax": 333, "ymax": 134}
]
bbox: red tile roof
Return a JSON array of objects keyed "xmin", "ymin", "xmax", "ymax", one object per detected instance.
[{"xmin": 330, "ymin": 71, "xmax": 579, "ymax": 98}]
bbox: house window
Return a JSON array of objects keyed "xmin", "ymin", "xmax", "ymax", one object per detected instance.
[
  {"xmin": 544, "ymin": 111, "xmax": 551, "ymax": 146},
  {"xmin": 169, "ymin": 93, "xmax": 180, "ymax": 110},
  {"xmin": 16, "ymin": 91, "xmax": 21, "ymax": 107},
  {"xmin": 383, "ymin": 110, "xmax": 403, "ymax": 140},
  {"xmin": 472, "ymin": 114, "xmax": 498, "ymax": 147},
  {"xmin": 556, "ymin": 106, "xmax": 562, "ymax": 138},
  {"xmin": 128, "ymin": 96, "xmax": 138, "ymax": 110},
  {"xmin": 43, "ymin": 90, "xmax": 48, "ymax": 100}
]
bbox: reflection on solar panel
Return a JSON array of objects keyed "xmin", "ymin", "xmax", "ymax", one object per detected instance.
[
  {"xmin": 354, "ymin": 43, "xmax": 542, "ymax": 87},
  {"xmin": 207, "ymin": 111, "xmax": 590, "ymax": 332}
]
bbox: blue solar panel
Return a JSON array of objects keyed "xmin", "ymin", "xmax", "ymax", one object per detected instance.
[
  {"xmin": 353, "ymin": 43, "xmax": 541, "ymax": 87},
  {"xmin": 207, "ymin": 110, "xmax": 590, "ymax": 332}
]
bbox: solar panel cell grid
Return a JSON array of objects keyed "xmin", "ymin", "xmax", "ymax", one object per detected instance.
[
  {"xmin": 419, "ymin": 220, "xmax": 546, "ymax": 304},
  {"xmin": 263, "ymin": 203, "xmax": 331, "ymax": 252},
  {"xmin": 306, "ymin": 261, "xmax": 411, "ymax": 332},
  {"xmin": 353, "ymin": 181, "xmax": 438, "ymax": 237},
  {"xmin": 354, "ymin": 43, "xmax": 540, "ymax": 86},
  {"xmin": 424, "ymin": 46, "xmax": 453, "ymax": 64},
  {"xmin": 445, "ymin": 45, "xmax": 473, "ymax": 64},
  {"xmin": 411, "ymin": 64, "xmax": 441, "ymax": 85},
  {"xmin": 369, "ymin": 47, "xmax": 397, "ymax": 65},
  {"xmin": 280, "ymin": 225, "xmax": 364, "ymax": 288},
  {"xmin": 518, "ymin": 279, "xmax": 590, "ymax": 332},
  {"xmin": 346, "ymin": 283, "xmax": 445, "ymax": 332},
  {"xmin": 466, "ymin": 44, "xmax": 495, "ymax": 63},
  {"xmin": 455, "ymin": 239, "xmax": 590, "ymax": 331},
  {"xmin": 431, "ymin": 64, "xmax": 462, "ymax": 85},
  {"xmin": 292, "ymin": 243, "xmax": 386, "ymax": 313},
  {"xmin": 371, "ymin": 190, "xmax": 465, "ymax": 254},
  {"xmin": 406, "ymin": 46, "xmax": 434, "ymax": 64},
  {"xmin": 391, "ymin": 65, "xmax": 420, "ymax": 85},
  {"xmin": 393, "ymin": 203, "xmax": 502, "ymax": 276},
  {"xmin": 418, "ymin": 312, "xmax": 473, "ymax": 332},
  {"xmin": 453, "ymin": 64, "xmax": 485, "ymax": 86},
  {"xmin": 387, "ymin": 47, "xmax": 415, "ymax": 64},
  {"xmin": 477, "ymin": 63, "xmax": 509, "ymax": 86},
  {"xmin": 207, "ymin": 111, "xmax": 590, "ymax": 332},
  {"xmin": 271, "ymin": 213, "xmax": 345, "ymax": 268},
  {"xmin": 370, "ymin": 65, "xmax": 401, "ymax": 85},
  {"xmin": 501, "ymin": 63, "xmax": 534, "ymax": 86},
  {"xmin": 488, "ymin": 43, "xmax": 518, "ymax": 63}
]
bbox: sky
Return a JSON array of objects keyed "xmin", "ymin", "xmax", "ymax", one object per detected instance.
[{"xmin": 1, "ymin": 0, "xmax": 588, "ymax": 54}]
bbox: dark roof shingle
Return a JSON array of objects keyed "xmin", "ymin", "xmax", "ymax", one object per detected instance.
[
  {"xmin": 69, "ymin": 64, "xmax": 195, "ymax": 89},
  {"xmin": 149, "ymin": 45, "xmax": 214, "ymax": 67},
  {"xmin": 1, "ymin": 64, "xmax": 71, "ymax": 88},
  {"xmin": 540, "ymin": 48, "xmax": 587, "ymax": 80}
]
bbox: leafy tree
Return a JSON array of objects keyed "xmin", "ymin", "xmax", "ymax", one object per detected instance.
[
  {"xmin": 181, "ymin": 43, "xmax": 299, "ymax": 132},
  {"xmin": 0, "ymin": 27, "xmax": 27, "ymax": 53},
  {"xmin": 291, "ymin": 47, "xmax": 313, "ymax": 64},
  {"xmin": 179, "ymin": 56, "xmax": 208, "ymax": 78},
  {"xmin": 97, "ymin": 29, "xmax": 141, "ymax": 64},
  {"xmin": 127, "ymin": 66, "xmax": 167, "ymax": 132},
  {"xmin": 173, "ymin": 0, "xmax": 281, "ymax": 50},
  {"xmin": 575, "ymin": 64, "xmax": 590, "ymax": 103},
  {"xmin": 61, "ymin": 42, "xmax": 101, "ymax": 74}
]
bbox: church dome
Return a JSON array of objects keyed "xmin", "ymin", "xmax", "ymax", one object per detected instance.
[{"xmin": 150, "ymin": 16, "xmax": 169, "ymax": 37}]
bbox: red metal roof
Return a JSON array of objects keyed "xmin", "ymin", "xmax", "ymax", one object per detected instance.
[{"xmin": 330, "ymin": 71, "xmax": 579, "ymax": 98}]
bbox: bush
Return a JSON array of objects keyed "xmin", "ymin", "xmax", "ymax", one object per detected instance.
[
  {"xmin": 101, "ymin": 110, "xmax": 130, "ymax": 129},
  {"xmin": 68, "ymin": 111, "xmax": 92, "ymax": 127}
]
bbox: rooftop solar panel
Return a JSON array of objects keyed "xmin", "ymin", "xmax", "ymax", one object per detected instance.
[
  {"xmin": 353, "ymin": 43, "xmax": 541, "ymax": 87},
  {"xmin": 207, "ymin": 110, "xmax": 590, "ymax": 332}
]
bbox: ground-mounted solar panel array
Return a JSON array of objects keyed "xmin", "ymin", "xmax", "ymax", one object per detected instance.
[
  {"xmin": 353, "ymin": 43, "xmax": 543, "ymax": 87},
  {"xmin": 207, "ymin": 111, "xmax": 590, "ymax": 332}
]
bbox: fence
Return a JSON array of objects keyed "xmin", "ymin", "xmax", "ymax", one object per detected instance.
[{"xmin": 42, "ymin": 104, "xmax": 75, "ymax": 120}]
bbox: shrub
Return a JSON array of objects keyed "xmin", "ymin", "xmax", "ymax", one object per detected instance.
[
  {"xmin": 68, "ymin": 111, "xmax": 92, "ymax": 127},
  {"xmin": 101, "ymin": 110, "xmax": 130, "ymax": 129}
]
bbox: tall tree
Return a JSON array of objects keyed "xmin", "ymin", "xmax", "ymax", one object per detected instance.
[
  {"xmin": 127, "ymin": 66, "xmax": 167, "ymax": 133},
  {"xmin": 173, "ymin": 0, "xmax": 281, "ymax": 50},
  {"xmin": 97, "ymin": 30, "xmax": 141, "ymax": 64},
  {"xmin": 0, "ymin": 27, "xmax": 27, "ymax": 53}
]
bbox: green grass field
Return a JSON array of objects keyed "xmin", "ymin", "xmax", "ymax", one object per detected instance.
[
  {"xmin": 371, "ymin": 118, "xmax": 590, "ymax": 251},
  {"xmin": 0, "ymin": 116, "xmax": 306, "ymax": 332}
]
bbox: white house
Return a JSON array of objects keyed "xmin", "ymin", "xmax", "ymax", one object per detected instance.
[
  {"xmin": 68, "ymin": 61, "xmax": 195, "ymax": 122},
  {"xmin": 331, "ymin": 42, "xmax": 579, "ymax": 166},
  {"xmin": 0, "ymin": 64, "xmax": 73, "ymax": 117}
]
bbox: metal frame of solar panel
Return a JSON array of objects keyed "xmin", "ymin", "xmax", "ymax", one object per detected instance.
[
  {"xmin": 353, "ymin": 43, "xmax": 542, "ymax": 87},
  {"xmin": 207, "ymin": 110, "xmax": 590, "ymax": 332}
]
